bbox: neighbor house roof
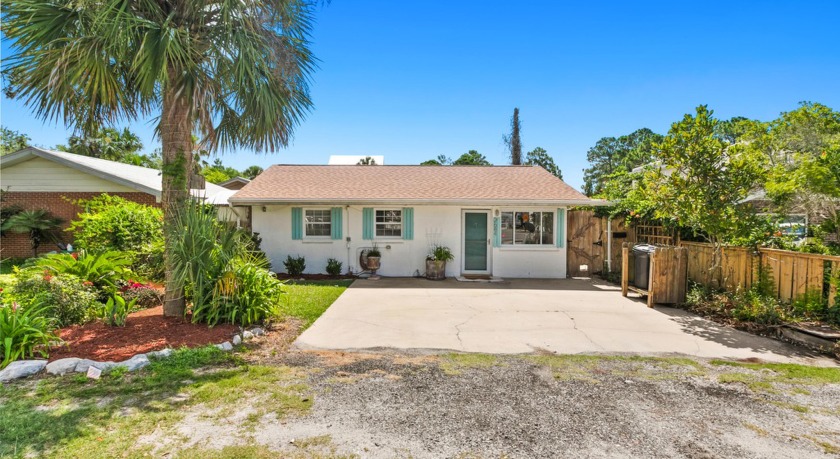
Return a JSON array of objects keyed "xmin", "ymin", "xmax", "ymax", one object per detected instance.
[
  {"xmin": 218, "ymin": 176, "xmax": 251, "ymax": 189},
  {"xmin": 230, "ymin": 165, "xmax": 606, "ymax": 206},
  {"xmin": 1, "ymin": 147, "xmax": 229, "ymax": 204}
]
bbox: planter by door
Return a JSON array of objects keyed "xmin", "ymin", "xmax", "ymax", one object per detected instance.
[
  {"xmin": 425, "ymin": 259, "xmax": 446, "ymax": 280},
  {"xmin": 366, "ymin": 256, "xmax": 381, "ymax": 274}
]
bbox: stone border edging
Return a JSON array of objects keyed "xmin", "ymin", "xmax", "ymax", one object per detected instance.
[{"xmin": 0, "ymin": 327, "xmax": 266, "ymax": 383}]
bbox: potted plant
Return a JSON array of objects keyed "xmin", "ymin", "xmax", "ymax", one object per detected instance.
[
  {"xmin": 366, "ymin": 245, "xmax": 382, "ymax": 274},
  {"xmin": 425, "ymin": 245, "xmax": 454, "ymax": 280}
]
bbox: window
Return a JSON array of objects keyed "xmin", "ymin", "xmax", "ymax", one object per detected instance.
[
  {"xmin": 375, "ymin": 209, "xmax": 402, "ymax": 237},
  {"xmin": 500, "ymin": 211, "xmax": 554, "ymax": 245},
  {"xmin": 304, "ymin": 209, "xmax": 331, "ymax": 237}
]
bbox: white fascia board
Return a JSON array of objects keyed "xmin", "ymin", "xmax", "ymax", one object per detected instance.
[{"xmin": 228, "ymin": 198, "xmax": 613, "ymax": 207}]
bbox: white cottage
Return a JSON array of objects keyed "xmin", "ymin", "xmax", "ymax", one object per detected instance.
[{"xmin": 229, "ymin": 165, "xmax": 606, "ymax": 278}]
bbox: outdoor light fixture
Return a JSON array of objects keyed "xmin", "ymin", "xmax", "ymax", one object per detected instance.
[{"xmin": 261, "ymin": 206, "xmax": 267, "ymax": 212}]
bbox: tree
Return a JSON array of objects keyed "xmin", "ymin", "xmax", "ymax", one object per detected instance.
[
  {"xmin": 582, "ymin": 128, "xmax": 663, "ymax": 196},
  {"xmin": 503, "ymin": 108, "xmax": 522, "ymax": 165},
  {"xmin": 357, "ymin": 156, "xmax": 377, "ymax": 165},
  {"xmin": 420, "ymin": 154, "xmax": 452, "ymax": 166},
  {"xmin": 0, "ymin": 126, "xmax": 30, "ymax": 155},
  {"xmin": 524, "ymin": 147, "xmax": 562, "ymax": 179},
  {"xmin": 452, "ymin": 150, "xmax": 491, "ymax": 166},
  {"xmin": 3, "ymin": 0, "xmax": 318, "ymax": 316},
  {"xmin": 765, "ymin": 102, "xmax": 840, "ymax": 244},
  {"xmin": 56, "ymin": 127, "xmax": 159, "ymax": 167},
  {"xmin": 642, "ymin": 105, "xmax": 766, "ymax": 273},
  {"xmin": 201, "ymin": 158, "xmax": 241, "ymax": 184},
  {"xmin": 242, "ymin": 165, "xmax": 264, "ymax": 180},
  {"xmin": 1, "ymin": 209, "xmax": 64, "ymax": 257}
]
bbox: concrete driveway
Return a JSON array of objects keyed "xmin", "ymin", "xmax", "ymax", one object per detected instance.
[{"xmin": 294, "ymin": 278, "xmax": 835, "ymax": 365}]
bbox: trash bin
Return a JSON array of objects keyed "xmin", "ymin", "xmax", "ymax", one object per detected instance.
[{"xmin": 632, "ymin": 244, "xmax": 657, "ymax": 289}]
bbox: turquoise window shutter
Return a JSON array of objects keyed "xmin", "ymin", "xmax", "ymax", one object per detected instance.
[
  {"xmin": 402, "ymin": 207, "xmax": 414, "ymax": 240},
  {"xmin": 331, "ymin": 207, "xmax": 343, "ymax": 240},
  {"xmin": 493, "ymin": 216, "xmax": 501, "ymax": 247},
  {"xmin": 362, "ymin": 207, "xmax": 374, "ymax": 240},
  {"xmin": 556, "ymin": 208, "xmax": 565, "ymax": 248},
  {"xmin": 291, "ymin": 207, "xmax": 303, "ymax": 240}
]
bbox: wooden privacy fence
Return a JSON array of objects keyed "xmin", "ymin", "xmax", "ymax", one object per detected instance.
[{"xmin": 680, "ymin": 241, "xmax": 840, "ymax": 306}]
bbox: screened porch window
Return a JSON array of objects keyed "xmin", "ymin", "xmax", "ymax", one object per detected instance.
[{"xmin": 500, "ymin": 211, "xmax": 554, "ymax": 245}]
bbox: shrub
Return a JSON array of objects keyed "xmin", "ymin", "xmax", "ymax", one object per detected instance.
[
  {"xmin": 33, "ymin": 250, "xmax": 134, "ymax": 293},
  {"xmin": 170, "ymin": 200, "xmax": 281, "ymax": 326},
  {"xmin": 326, "ymin": 258, "xmax": 343, "ymax": 276},
  {"xmin": 0, "ymin": 302, "xmax": 57, "ymax": 368},
  {"xmin": 12, "ymin": 269, "xmax": 99, "ymax": 326},
  {"xmin": 68, "ymin": 194, "xmax": 163, "ymax": 253},
  {"xmin": 120, "ymin": 282, "xmax": 162, "ymax": 309},
  {"xmin": 208, "ymin": 260, "xmax": 284, "ymax": 326},
  {"xmin": 67, "ymin": 194, "xmax": 164, "ymax": 280},
  {"xmin": 99, "ymin": 291, "xmax": 135, "ymax": 326},
  {"xmin": 731, "ymin": 289, "xmax": 783, "ymax": 325},
  {"xmin": 284, "ymin": 255, "xmax": 306, "ymax": 276}
]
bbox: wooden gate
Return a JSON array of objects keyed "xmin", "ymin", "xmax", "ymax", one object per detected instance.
[{"xmin": 567, "ymin": 210, "xmax": 604, "ymax": 277}]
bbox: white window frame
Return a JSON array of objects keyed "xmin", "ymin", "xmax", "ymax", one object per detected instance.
[
  {"xmin": 303, "ymin": 208, "xmax": 332, "ymax": 238},
  {"xmin": 374, "ymin": 208, "xmax": 403, "ymax": 238},
  {"xmin": 499, "ymin": 209, "xmax": 555, "ymax": 247}
]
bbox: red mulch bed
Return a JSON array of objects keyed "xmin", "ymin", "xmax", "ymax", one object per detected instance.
[{"xmin": 48, "ymin": 306, "xmax": 238, "ymax": 362}]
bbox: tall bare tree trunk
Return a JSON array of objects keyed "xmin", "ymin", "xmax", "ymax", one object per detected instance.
[{"xmin": 160, "ymin": 71, "xmax": 194, "ymax": 317}]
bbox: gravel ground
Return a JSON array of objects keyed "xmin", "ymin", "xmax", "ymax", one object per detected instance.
[{"xmin": 251, "ymin": 350, "xmax": 840, "ymax": 459}]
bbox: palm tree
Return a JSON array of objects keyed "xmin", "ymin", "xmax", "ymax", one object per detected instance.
[
  {"xmin": 1, "ymin": 209, "xmax": 64, "ymax": 258},
  {"xmin": 3, "ymin": 0, "xmax": 318, "ymax": 316}
]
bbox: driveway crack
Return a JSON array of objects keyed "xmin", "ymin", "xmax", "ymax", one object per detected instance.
[
  {"xmin": 454, "ymin": 306, "xmax": 481, "ymax": 350},
  {"xmin": 561, "ymin": 311, "xmax": 605, "ymax": 351}
]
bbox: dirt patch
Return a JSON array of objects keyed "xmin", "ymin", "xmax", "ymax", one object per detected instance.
[
  {"xmin": 240, "ymin": 317, "xmax": 305, "ymax": 365},
  {"xmin": 49, "ymin": 306, "xmax": 238, "ymax": 362}
]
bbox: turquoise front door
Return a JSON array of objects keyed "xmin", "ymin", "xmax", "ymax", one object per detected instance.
[{"xmin": 463, "ymin": 211, "xmax": 489, "ymax": 273}]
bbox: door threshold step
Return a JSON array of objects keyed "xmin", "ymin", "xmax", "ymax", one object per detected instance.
[{"xmin": 456, "ymin": 276, "xmax": 504, "ymax": 283}]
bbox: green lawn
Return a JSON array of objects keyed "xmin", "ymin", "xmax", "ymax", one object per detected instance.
[
  {"xmin": 277, "ymin": 280, "xmax": 353, "ymax": 328},
  {"xmin": 0, "ymin": 346, "xmax": 314, "ymax": 459}
]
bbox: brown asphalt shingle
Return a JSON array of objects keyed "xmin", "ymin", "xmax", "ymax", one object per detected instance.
[{"xmin": 230, "ymin": 165, "xmax": 596, "ymax": 204}]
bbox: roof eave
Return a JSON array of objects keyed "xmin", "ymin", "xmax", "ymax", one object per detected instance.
[{"xmin": 228, "ymin": 197, "xmax": 612, "ymax": 207}]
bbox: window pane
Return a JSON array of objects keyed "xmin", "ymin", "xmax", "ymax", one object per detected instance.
[
  {"xmin": 501, "ymin": 212, "xmax": 514, "ymax": 245},
  {"xmin": 541, "ymin": 212, "xmax": 554, "ymax": 245},
  {"xmin": 376, "ymin": 223, "xmax": 402, "ymax": 237},
  {"xmin": 375, "ymin": 210, "xmax": 402, "ymax": 237},
  {"xmin": 375, "ymin": 210, "xmax": 401, "ymax": 223},
  {"xmin": 515, "ymin": 211, "xmax": 539, "ymax": 244},
  {"xmin": 306, "ymin": 223, "xmax": 331, "ymax": 236},
  {"xmin": 304, "ymin": 209, "xmax": 331, "ymax": 236}
]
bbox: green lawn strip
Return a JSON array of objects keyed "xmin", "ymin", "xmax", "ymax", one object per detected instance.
[
  {"xmin": 710, "ymin": 360, "xmax": 840, "ymax": 385},
  {"xmin": 440, "ymin": 353, "xmax": 504, "ymax": 375},
  {"xmin": 278, "ymin": 281, "xmax": 352, "ymax": 328},
  {"xmin": 526, "ymin": 354, "xmax": 707, "ymax": 383},
  {"xmin": 0, "ymin": 346, "xmax": 313, "ymax": 459}
]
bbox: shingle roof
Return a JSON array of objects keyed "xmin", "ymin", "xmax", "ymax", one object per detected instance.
[
  {"xmin": 230, "ymin": 165, "xmax": 604, "ymax": 205},
  {"xmin": 2, "ymin": 147, "xmax": 229, "ymax": 203}
]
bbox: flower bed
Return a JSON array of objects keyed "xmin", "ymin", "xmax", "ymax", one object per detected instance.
[{"xmin": 48, "ymin": 306, "xmax": 238, "ymax": 362}]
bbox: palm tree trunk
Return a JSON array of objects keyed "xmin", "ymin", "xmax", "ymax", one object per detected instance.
[{"xmin": 160, "ymin": 70, "xmax": 194, "ymax": 317}]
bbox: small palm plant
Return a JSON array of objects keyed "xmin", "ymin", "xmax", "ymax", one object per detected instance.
[{"xmin": 1, "ymin": 209, "xmax": 63, "ymax": 258}]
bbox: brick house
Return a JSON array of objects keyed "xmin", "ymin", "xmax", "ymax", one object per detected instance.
[{"xmin": 0, "ymin": 147, "xmax": 233, "ymax": 258}]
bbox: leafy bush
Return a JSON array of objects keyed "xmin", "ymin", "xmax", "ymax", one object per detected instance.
[
  {"xmin": 68, "ymin": 194, "xmax": 163, "ymax": 253},
  {"xmin": 12, "ymin": 269, "xmax": 99, "ymax": 326},
  {"xmin": 120, "ymin": 282, "xmax": 162, "ymax": 309},
  {"xmin": 99, "ymin": 292, "xmax": 135, "ymax": 326},
  {"xmin": 67, "ymin": 194, "xmax": 164, "ymax": 281},
  {"xmin": 170, "ymin": 200, "xmax": 282, "ymax": 326},
  {"xmin": 33, "ymin": 250, "xmax": 134, "ymax": 293},
  {"xmin": 0, "ymin": 302, "xmax": 57, "ymax": 368},
  {"xmin": 326, "ymin": 258, "xmax": 343, "ymax": 276},
  {"xmin": 208, "ymin": 260, "xmax": 284, "ymax": 326},
  {"xmin": 731, "ymin": 289, "xmax": 783, "ymax": 325},
  {"xmin": 284, "ymin": 255, "xmax": 306, "ymax": 276}
]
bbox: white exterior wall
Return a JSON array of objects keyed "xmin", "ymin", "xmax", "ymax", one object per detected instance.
[
  {"xmin": 252, "ymin": 205, "xmax": 568, "ymax": 279},
  {"xmin": 1, "ymin": 157, "xmax": 137, "ymax": 193}
]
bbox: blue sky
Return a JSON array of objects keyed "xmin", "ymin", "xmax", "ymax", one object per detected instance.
[{"xmin": 2, "ymin": 1, "xmax": 839, "ymax": 191}]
